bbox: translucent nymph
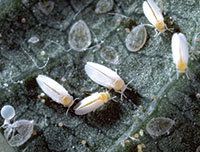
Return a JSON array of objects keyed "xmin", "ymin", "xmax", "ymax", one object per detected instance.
[
  {"xmin": 68, "ymin": 20, "xmax": 91, "ymax": 51},
  {"xmin": 125, "ymin": 25, "xmax": 147, "ymax": 52},
  {"xmin": 100, "ymin": 46, "xmax": 119, "ymax": 64},
  {"xmin": 95, "ymin": 0, "xmax": 114, "ymax": 14},
  {"xmin": 146, "ymin": 117, "xmax": 175, "ymax": 137}
]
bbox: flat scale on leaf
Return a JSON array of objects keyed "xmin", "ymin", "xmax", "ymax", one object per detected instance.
[
  {"xmin": 95, "ymin": 0, "xmax": 114, "ymax": 14},
  {"xmin": 125, "ymin": 24, "xmax": 147, "ymax": 52},
  {"xmin": 146, "ymin": 117, "xmax": 175, "ymax": 137},
  {"xmin": 100, "ymin": 46, "xmax": 119, "ymax": 64},
  {"xmin": 68, "ymin": 20, "xmax": 91, "ymax": 52}
]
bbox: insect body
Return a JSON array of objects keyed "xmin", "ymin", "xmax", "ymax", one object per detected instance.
[
  {"xmin": 84, "ymin": 62, "xmax": 127, "ymax": 97},
  {"xmin": 36, "ymin": 75, "xmax": 74, "ymax": 107},
  {"xmin": 0, "ymin": 105, "xmax": 34, "ymax": 147},
  {"xmin": 171, "ymin": 33, "xmax": 189, "ymax": 75},
  {"xmin": 125, "ymin": 24, "xmax": 147, "ymax": 52},
  {"xmin": 74, "ymin": 92, "xmax": 110, "ymax": 115},
  {"xmin": 68, "ymin": 20, "xmax": 91, "ymax": 51},
  {"xmin": 143, "ymin": 0, "xmax": 166, "ymax": 33}
]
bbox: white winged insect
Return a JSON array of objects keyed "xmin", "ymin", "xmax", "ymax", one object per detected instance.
[
  {"xmin": 74, "ymin": 92, "xmax": 111, "ymax": 115},
  {"xmin": 85, "ymin": 62, "xmax": 133, "ymax": 99},
  {"xmin": 36, "ymin": 75, "xmax": 74, "ymax": 111},
  {"xmin": 171, "ymin": 33, "xmax": 189, "ymax": 78},
  {"xmin": 143, "ymin": 0, "xmax": 168, "ymax": 35}
]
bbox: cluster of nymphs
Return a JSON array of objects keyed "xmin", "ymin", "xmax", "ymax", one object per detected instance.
[
  {"xmin": 0, "ymin": 105, "xmax": 34, "ymax": 147},
  {"xmin": 143, "ymin": 0, "xmax": 189, "ymax": 77},
  {"xmin": 36, "ymin": 62, "xmax": 130, "ymax": 115}
]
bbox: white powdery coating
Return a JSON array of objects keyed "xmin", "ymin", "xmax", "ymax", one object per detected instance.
[
  {"xmin": 143, "ymin": 0, "xmax": 164, "ymax": 26},
  {"xmin": 68, "ymin": 20, "xmax": 91, "ymax": 51},
  {"xmin": 146, "ymin": 117, "xmax": 175, "ymax": 137},
  {"xmin": 171, "ymin": 33, "xmax": 189, "ymax": 66},
  {"xmin": 36, "ymin": 75, "xmax": 72, "ymax": 105},
  {"xmin": 100, "ymin": 46, "xmax": 119, "ymax": 64},
  {"xmin": 74, "ymin": 92, "xmax": 105, "ymax": 115},
  {"xmin": 95, "ymin": 0, "xmax": 114, "ymax": 14},
  {"xmin": 84, "ymin": 62, "xmax": 125, "ymax": 91},
  {"xmin": 125, "ymin": 25, "xmax": 147, "ymax": 52},
  {"xmin": 1, "ymin": 105, "xmax": 15, "ymax": 121},
  {"xmin": 6, "ymin": 120, "xmax": 34, "ymax": 147}
]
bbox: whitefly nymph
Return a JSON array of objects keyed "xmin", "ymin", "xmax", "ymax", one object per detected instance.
[
  {"xmin": 95, "ymin": 0, "xmax": 114, "ymax": 14},
  {"xmin": 85, "ymin": 62, "xmax": 131, "ymax": 99},
  {"xmin": 74, "ymin": 92, "xmax": 110, "ymax": 115},
  {"xmin": 36, "ymin": 75, "xmax": 74, "ymax": 107},
  {"xmin": 143, "ymin": 0, "xmax": 166, "ymax": 34},
  {"xmin": 68, "ymin": 20, "xmax": 91, "ymax": 51},
  {"xmin": 125, "ymin": 24, "xmax": 147, "ymax": 52},
  {"xmin": 146, "ymin": 117, "xmax": 175, "ymax": 137},
  {"xmin": 100, "ymin": 46, "xmax": 119, "ymax": 64},
  {"xmin": 171, "ymin": 33, "xmax": 189, "ymax": 77}
]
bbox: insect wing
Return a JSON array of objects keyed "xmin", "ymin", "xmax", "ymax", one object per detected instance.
[
  {"xmin": 147, "ymin": 0, "xmax": 164, "ymax": 21},
  {"xmin": 74, "ymin": 93, "xmax": 104, "ymax": 115},
  {"xmin": 171, "ymin": 33, "xmax": 181, "ymax": 64},
  {"xmin": 85, "ymin": 62, "xmax": 120, "ymax": 89},
  {"xmin": 36, "ymin": 75, "xmax": 69, "ymax": 103},
  {"xmin": 74, "ymin": 93, "xmax": 100, "ymax": 110},
  {"xmin": 75, "ymin": 99, "xmax": 104, "ymax": 115},
  {"xmin": 179, "ymin": 33, "xmax": 189, "ymax": 64},
  {"xmin": 171, "ymin": 33, "xmax": 189, "ymax": 66},
  {"xmin": 143, "ymin": 0, "xmax": 163, "ymax": 26},
  {"xmin": 143, "ymin": 1, "xmax": 158, "ymax": 26}
]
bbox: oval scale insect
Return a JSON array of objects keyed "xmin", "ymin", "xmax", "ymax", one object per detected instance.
[
  {"xmin": 68, "ymin": 20, "xmax": 91, "ymax": 52},
  {"xmin": 171, "ymin": 33, "xmax": 189, "ymax": 78},
  {"xmin": 74, "ymin": 92, "xmax": 110, "ymax": 115},
  {"xmin": 36, "ymin": 75, "xmax": 74, "ymax": 107},
  {"xmin": 95, "ymin": 0, "xmax": 114, "ymax": 14},
  {"xmin": 125, "ymin": 24, "xmax": 147, "ymax": 52}
]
